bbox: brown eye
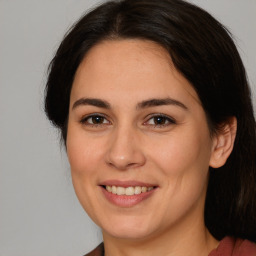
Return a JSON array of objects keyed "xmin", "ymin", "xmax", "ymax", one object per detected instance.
[
  {"xmin": 146, "ymin": 114, "xmax": 176, "ymax": 127},
  {"xmin": 80, "ymin": 114, "xmax": 110, "ymax": 125},
  {"xmin": 90, "ymin": 116, "xmax": 105, "ymax": 124},
  {"xmin": 153, "ymin": 116, "xmax": 168, "ymax": 125}
]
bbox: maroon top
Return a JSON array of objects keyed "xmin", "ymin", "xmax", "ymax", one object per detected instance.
[
  {"xmin": 84, "ymin": 237, "xmax": 256, "ymax": 256},
  {"xmin": 84, "ymin": 243, "xmax": 104, "ymax": 256},
  {"xmin": 209, "ymin": 237, "xmax": 256, "ymax": 256}
]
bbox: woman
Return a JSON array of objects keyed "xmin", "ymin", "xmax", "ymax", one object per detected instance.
[{"xmin": 44, "ymin": 0, "xmax": 256, "ymax": 255}]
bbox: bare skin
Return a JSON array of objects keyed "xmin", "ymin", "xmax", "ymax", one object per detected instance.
[{"xmin": 67, "ymin": 39, "xmax": 236, "ymax": 256}]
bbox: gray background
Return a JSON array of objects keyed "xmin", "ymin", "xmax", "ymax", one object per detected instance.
[{"xmin": 0, "ymin": 0, "xmax": 255, "ymax": 255}]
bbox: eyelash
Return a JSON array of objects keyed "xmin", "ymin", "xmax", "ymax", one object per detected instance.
[
  {"xmin": 79, "ymin": 113, "xmax": 176, "ymax": 128},
  {"xmin": 145, "ymin": 114, "xmax": 176, "ymax": 127},
  {"xmin": 80, "ymin": 113, "xmax": 110, "ymax": 127}
]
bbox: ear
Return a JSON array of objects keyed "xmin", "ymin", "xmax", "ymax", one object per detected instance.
[{"xmin": 209, "ymin": 117, "xmax": 237, "ymax": 168}]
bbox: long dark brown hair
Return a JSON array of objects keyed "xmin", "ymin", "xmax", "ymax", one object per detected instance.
[{"xmin": 45, "ymin": 0, "xmax": 256, "ymax": 241}]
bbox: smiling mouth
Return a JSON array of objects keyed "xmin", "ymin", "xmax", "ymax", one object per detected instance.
[
  {"xmin": 100, "ymin": 182, "xmax": 158, "ymax": 207},
  {"xmin": 102, "ymin": 185, "xmax": 155, "ymax": 196}
]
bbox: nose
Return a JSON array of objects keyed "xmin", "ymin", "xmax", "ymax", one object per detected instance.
[{"xmin": 106, "ymin": 125, "xmax": 146, "ymax": 170}]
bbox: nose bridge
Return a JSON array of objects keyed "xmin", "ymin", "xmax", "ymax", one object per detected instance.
[{"xmin": 106, "ymin": 122, "xmax": 145, "ymax": 170}]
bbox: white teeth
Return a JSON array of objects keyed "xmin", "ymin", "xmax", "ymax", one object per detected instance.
[
  {"xmin": 116, "ymin": 187, "xmax": 125, "ymax": 195},
  {"xmin": 112, "ymin": 186, "xmax": 117, "ymax": 194},
  {"xmin": 125, "ymin": 187, "xmax": 135, "ymax": 195},
  {"xmin": 134, "ymin": 186, "xmax": 142, "ymax": 194},
  {"xmin": 141, "ymin": 187, "xmax": 147, "ymax": 193},
  {"xmin": 105, "ymin": 185, "xmax": 154, "ymax": 195}
]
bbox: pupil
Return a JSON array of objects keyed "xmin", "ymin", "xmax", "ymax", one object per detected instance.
[
  {"xmin": 92, "ymin": 116, "xmax": 103, "ymax": 124},
  {"xmin": 154, "ymin": 116, "xmax": 165, "ymax": 125}
]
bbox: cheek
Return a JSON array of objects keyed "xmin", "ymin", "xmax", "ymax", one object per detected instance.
[
  {"xmin": 66, "ymin": 126, "xmax": 104, "ymax": 218},
  {"xmin": 66, "ymin": 126, "xmax": 104, "ymax": 176},
  {"xmin": 148, "ymin": 128, "xmax": 211, "ymax": 220},
  {"xmin": 149, "ymin": 125, "xmax": 212, "ymax": 182}
]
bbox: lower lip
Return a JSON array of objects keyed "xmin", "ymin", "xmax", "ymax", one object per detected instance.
[{"xmin": 100, "ymin": 186, "xmax": 156, "ymax": 207}]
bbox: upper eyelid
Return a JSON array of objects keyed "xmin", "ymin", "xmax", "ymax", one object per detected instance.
[
  {"xmin": 80, "ymin": 113, "xmax": 111, "ymax": 123},
  {"xmin": 144, "ymin": 113, "xmax": 176, "ymax": 121},
  {"xmin": 81, "ymin": 113, "xmax": 108, "ymax": 119}
]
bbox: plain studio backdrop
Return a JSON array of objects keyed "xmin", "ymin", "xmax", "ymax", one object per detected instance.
[{"xmin": 0, "ymin": 0, "xmax": 255, "ymax": 255}]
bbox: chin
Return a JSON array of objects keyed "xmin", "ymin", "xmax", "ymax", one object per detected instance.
[
  {"xmin": 100, "ymin": 215, "xmax": 157, "ymax": 240},
  {"xmin": 104, "ymin": 226, "xmax": 153, "ymax": 240}
]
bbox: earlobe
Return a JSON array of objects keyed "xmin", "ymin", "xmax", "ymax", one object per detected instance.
[{"xmin": 209, "ymin": 117, "xmax": 237, "ymax": 168}]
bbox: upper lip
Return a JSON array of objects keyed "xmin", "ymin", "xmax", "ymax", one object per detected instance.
[{"xmin": 100, "ymin": 180, "xmax": 158, "ymax": 188}]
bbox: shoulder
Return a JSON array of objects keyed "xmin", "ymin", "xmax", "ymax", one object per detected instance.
[
  {"xmin": 209, "ymin": 237, "xmax": 256, "ymax": 256},
  {"xmin": 83, "ymin": 243, "xmax": 104, "ymax": 256}
]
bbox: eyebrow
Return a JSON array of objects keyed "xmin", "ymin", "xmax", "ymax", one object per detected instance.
[
  {"xmin": 72, "ymin": 97, "xmax": 188, "ymax": 110},
  {"xmin": 72, "ymin": 98, "xmax": 110, "ymax": 110},
  {"xmin": 136, "ymin": 98, "xmax": 188, "ymax": 110}
]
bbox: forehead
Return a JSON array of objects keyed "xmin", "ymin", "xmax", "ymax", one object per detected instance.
[
  {"xmin": 71, "ymin": 39, "xmax": 200, "ymax": 105},
  {"xmin": 82, "ymin": 39, "xmax": 172, "ymax": 69}
]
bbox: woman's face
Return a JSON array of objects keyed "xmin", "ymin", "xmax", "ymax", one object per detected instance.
[{"xmin": 67, "ymin": 39, "xmax": 217, "ymax": 240}]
